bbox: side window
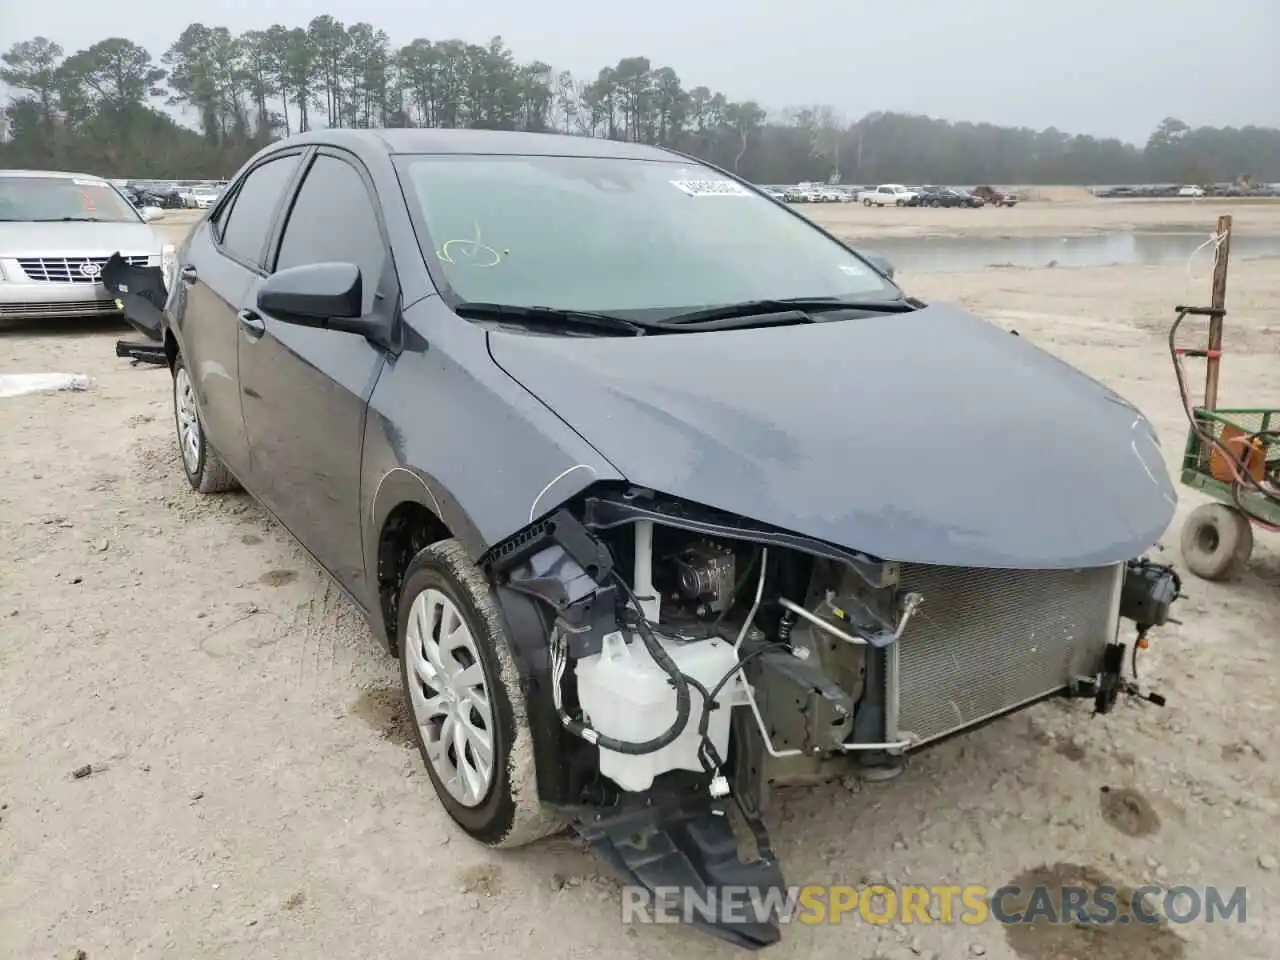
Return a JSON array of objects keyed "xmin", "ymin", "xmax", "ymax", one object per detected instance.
[
  {"xmin": 209, "ymin": 185, "xmax": 238, "ymax": 236},
  {"xmin": 219, "ymin": 154, "xmax": 301, "ymax": 265},
  {"xmin": 274, "ymin": 155, "xmax": 387, "ymax": 314}
]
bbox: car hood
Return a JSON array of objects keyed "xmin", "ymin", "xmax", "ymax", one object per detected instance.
[
  {"xmin": 488, "ymin": 302, "xmax": 1177, "ymax": 569},
  {"xmin": 0, "ymin": 221, "xmax": 161, "ymax": 258}
]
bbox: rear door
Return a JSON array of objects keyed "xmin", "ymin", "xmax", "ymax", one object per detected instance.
[
  {"xmin": 173, "ymin": 151, "xmax": 304, "ymax": 478},
  {"xmin": 237, "ymin": 149, "xmax": 396, "ymax": 593}
]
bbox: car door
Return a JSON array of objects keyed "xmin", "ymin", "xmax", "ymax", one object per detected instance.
[
  {"xmin": 174, "ymin": 151, "xmax": 304, "ymax": 479},
  {"xmin": 237, "ymin": 149, "xmax": 396, "ymax": 594}
]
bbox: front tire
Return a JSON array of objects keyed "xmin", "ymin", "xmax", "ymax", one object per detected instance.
[
  {"xmin": 172, "ymin": 353, "xmax": 239, "ymax": 493},
  {"xmin": 398, "ymin": 539, "xmax": 560, "ymax": 848}
]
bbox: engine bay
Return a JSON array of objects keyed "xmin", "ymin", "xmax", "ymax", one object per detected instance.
[{"xmin": 483, "ymin": 484, "xmax": 1182, "ymax": 948}]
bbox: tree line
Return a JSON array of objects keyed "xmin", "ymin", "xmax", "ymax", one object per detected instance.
[{"xmin": 3, "ymin": 20, "xmax": 1279, "ymax": 186}]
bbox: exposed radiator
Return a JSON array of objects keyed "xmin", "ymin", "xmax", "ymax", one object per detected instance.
[{"xmin": 893, "ymin": 563, "xmax": 1122, "ymax": 747}]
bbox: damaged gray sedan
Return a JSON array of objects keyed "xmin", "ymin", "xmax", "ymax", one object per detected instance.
[{"xmin": 158, "ymin": 128, "xmax": 1184, "ymax": 949}]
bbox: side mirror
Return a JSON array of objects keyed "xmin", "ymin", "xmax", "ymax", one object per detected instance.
[
  {"xmin": 853, "ymin": 249, "xmax": 895, "ymax": 279},
  {"xmin": 258, "ymin": 262, "xmax": 377, "ymax": 336},
  {"xmin": 140, "ymin": 206, "xmax": 163, "ymax": 222}
]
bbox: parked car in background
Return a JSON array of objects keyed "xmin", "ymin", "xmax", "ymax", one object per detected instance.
[
  {"xmin": 971, "ymin": 185, "xmax": 1019, "ymax": 207},
  {"xmin": 950, "ymin": 188, "xmax": 985, "ymax": 207},
  {"xmin": 0, "ymin": 169, "xmax": 174, "ymax": 321},
  {"xmin": 186, "ymin": 186, "xmax": 221, "ymax": 209},
  {"xmin": 134, "ymin": 184, "xmax": 185, "ymax": 209},
  {"xmin": 1096, "ymin": 183, "xmax": 1279, "ymax": 199},
  {"xmin": 857, "ymin": 184, "xmax": 918, "ymax": 206},
  {"xmin": 907, "ymin": 186, "xmax": 982, "ymax": 208}
]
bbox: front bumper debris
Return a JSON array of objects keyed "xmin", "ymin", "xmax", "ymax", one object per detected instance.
[
  {"xmin": 559, "ymin": 796, "xmax": 787, "ymax": 949},
  {"xmin": 100, "ymin": 253, "xmax": 170, "ymax": 365}
]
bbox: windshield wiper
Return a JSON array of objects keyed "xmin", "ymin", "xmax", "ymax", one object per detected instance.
[
  {"xmin": 27, "ymin": 217, "xmax": 112, "ymax": 223},
  {"xmin": 454, "ymin": 301, "xmax": 658, "ymax": 336},
  {"xmin": 661, "ymin": 296, "xmax": 916, "ymax": 326}
]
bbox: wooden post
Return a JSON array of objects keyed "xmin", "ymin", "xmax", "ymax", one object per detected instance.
[{"xmin": 1203, "ymin": 214, "xmax": 1232, "ymax": 412}]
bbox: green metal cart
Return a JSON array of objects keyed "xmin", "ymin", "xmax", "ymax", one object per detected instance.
[
  {"xmin": 1173, "ymin": 214, "xmax": 1280, "ymax": 580},
  {"xmin": 1179, "ymin": 407, "xmax": 1280, "ymax": 581}
]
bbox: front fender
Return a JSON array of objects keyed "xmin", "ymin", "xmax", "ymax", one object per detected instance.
[{"xmin": 358, "ymin": 298, "xmax": 623, "ymax": 635}]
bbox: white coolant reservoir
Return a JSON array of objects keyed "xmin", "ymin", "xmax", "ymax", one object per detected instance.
[{"xmin": 575, "ymin": 630, "xmax": 746, "ymax": 793}]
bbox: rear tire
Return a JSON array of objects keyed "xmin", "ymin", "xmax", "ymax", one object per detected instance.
[
  {"xmin": 398, "ymin": 539, "xmax": 561, "ymax": 848},
  {"xmin": 172, "ymin": 353, "xmax": 239, "ymax": 494},
  {"xmin": 1180, "ymin": 503, "xmax": 1253, "ymax": 581}
]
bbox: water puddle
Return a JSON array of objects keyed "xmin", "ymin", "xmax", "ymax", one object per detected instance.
[{"xmin": 860, "ymin": 231, "xmax": 1280, "ymax": 273}]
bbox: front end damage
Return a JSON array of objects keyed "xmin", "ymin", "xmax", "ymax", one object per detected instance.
[
  {"xmin": 100, "ymin": 252, "xmax": 170, "ymax": 365},
  {"xmin": 483, "ymin": 485, "xmax": 1183, "ymax": 949}
]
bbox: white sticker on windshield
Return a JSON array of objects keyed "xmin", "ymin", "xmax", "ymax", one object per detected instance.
[
  {"xmin": 73, "ymin": 179, "xmax": 106, "ymax": 187},
  {"xmin": 837, "ymin": 265, "xmax": 862, "ymax": 276},
  {"xmin": 669, "ymin": 179, "xmax": 751, "ymax": 197}
]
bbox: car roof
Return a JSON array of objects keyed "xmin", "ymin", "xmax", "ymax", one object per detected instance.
[
  {"xmin": 0, "ymin": 168, "xmax": 111, "ymax": 181},
  {"xmin": 262, "ymin": 128, "xmax": 683, "ymax": 162}
]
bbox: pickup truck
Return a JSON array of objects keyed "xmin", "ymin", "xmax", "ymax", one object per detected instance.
[{"xmin": 857, "ymin": 184, "xmax": 918, "ymax": 207}]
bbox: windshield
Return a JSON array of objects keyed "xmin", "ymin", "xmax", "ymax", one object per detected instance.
[
  {"xmin": 0, "ymin": 176, "xmax": 141, "ymax": 223},
  {"xmin": 397, "ymin": 154, "xmax": 898, "ymax": 315}
]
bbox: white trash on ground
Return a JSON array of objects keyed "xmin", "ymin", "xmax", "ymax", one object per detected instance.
[{"xmin": 0, "ymin": 373, "xmax": 93, "ymax": 399}]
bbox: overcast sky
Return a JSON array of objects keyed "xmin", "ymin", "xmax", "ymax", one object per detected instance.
[{"xmin": 5, "ymin": 0, "xmax": 1277, "ymax": 143}]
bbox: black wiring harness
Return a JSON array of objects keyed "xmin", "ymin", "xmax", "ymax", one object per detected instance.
[{"xmin": 555, "ymin": 571, "xmax": 694, "ymax": 756}]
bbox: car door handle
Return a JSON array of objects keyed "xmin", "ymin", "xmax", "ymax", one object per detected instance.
[
  {"xmin": 237, "ymin": 308, "xmax": 266, "ymax": 338},
  {"xmin": 180, "ymin": 264, "xmax": 198, "ymax": 284}
]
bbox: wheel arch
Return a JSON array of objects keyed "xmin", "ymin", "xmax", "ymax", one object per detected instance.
[
  {"xmin": 369, "ymin": 467, "xmax": 488, "ymax": 653},
  {"xmin": 372, "ymin": 480, "xmax": 578, "ymax": 809}
]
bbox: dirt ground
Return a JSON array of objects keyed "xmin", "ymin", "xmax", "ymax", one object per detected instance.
[{"xmin": 1, "ymin": 200, "xmax": 1277, "ymax": 960}]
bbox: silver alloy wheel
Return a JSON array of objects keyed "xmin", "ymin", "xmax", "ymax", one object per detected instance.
[
  {"xmin": 405, "ymin": 588, "xmax": 496, "ymax": 807},
  {"xmin": 174, "ymin": 366, "xmax": 201, "ymax": 474}
]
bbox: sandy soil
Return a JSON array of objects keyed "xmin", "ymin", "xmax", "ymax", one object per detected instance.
[{"xmin": 1, "ymin": 205, "xmax": 1277, "ymax": 960}]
